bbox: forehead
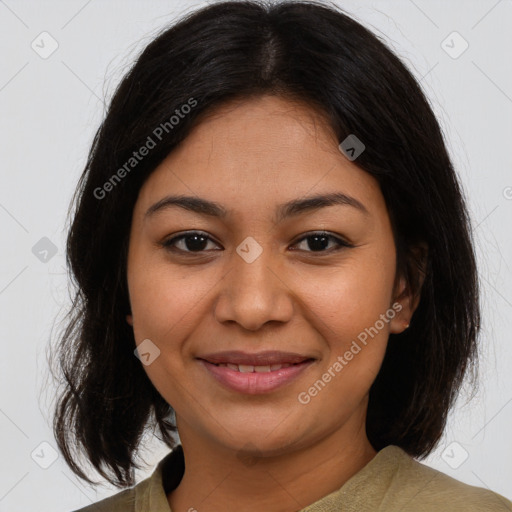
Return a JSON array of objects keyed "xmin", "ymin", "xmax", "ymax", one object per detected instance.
[
  {"xmin": 135, "ymin": 95, "xmax": 384, "ymax": 219},
  {"xmin": 179, "ymin": 94, "xmax": 341, "ymax": 159}
]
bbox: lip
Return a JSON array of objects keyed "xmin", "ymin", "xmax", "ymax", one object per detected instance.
[{"xmin": 198, "ymin": 354, "xmax": 315, "ymax": 395}]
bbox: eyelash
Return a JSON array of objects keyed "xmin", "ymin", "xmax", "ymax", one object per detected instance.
[{"xmin": 161, "ymin": 231, "xmax": 354, "ymax": 256}]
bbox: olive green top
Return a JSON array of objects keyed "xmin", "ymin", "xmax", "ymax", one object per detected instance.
[{"xmin": 72, "ymin": 444, "xmax": 512, "ymax": 511}]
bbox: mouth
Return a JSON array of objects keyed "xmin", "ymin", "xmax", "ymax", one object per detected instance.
[
  {"xmin": 198, "ymin": 350, "xmax": 313, "ymax": 366},
  {"xmin": 197, "ymin": 351, "xmax": 315, "ymax": 394},
  {"xmin": 205, "ymin": 361, "xmax": 308, "ymax": 373}
]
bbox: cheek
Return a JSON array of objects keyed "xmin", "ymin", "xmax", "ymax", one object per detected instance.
[
  {"xmin": 127, "ymin": 261, "xmax": 205, "ymax": 407},
  {"xmin": 296, "ymin": 254, "xmax": 395, "ymax": 381},
  {"xmin": 128, "ymin": 260, "xmax": 213, "ymax": 340},
  {"xmin": 299, "ymin": 255, "xmax": 395, "ymax": 333}
]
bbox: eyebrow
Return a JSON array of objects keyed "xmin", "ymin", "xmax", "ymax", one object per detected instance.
[{"xmin": 144, "ymin": 192, "xmax": 369, "ymax": 222}]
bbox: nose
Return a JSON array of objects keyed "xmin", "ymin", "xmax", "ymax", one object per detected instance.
[{"xmin": 213, "ymin": 244, "xmax": 294, "ymax": 331}]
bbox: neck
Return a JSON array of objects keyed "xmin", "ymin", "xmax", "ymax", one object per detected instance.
[{"xmin": 167, "ymin": 415, "xmax": 376, "ymax": 512}]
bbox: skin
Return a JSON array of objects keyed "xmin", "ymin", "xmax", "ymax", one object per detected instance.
[{"xmin": 126, "ymin": 94, "xmax": 422, "ymax": 512}]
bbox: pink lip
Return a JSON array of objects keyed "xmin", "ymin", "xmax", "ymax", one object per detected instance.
[{"xmin": 198, "ymin": 359, "xmax": 314, "ymax": 395}]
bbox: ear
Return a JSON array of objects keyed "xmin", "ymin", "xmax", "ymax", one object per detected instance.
[
  {"xmin": 389, "ymin": 243, "xmax": 428, "ymax": 334},
  {"xmin": 126, "ymin": 314, "xmax": 133, "ymax": 326}
]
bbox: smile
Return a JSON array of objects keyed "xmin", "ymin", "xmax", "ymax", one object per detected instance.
[
  {"xmin": 198, "ymin": 358, "xmax": 314, "ymax": 394},
  {"xmin": 210, "ymin": 362, "xmax": 297, "ymax": 372}
]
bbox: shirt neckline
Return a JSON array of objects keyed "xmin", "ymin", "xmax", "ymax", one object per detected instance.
[{"xmin": 138, "ymin": 443, "xmax": 405, "ymax": 511}]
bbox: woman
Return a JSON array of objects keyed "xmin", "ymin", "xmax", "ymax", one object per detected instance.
[{"xmin": 52, "ymin": 1, "xmax": 512, "ymax": 510}]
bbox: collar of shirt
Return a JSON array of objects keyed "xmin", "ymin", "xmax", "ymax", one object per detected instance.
[{"xmin": 131, "ymin": 444, "xmax": 512, "ymax": 512}]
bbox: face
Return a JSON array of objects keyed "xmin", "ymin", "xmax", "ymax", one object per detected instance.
[{"xmin": 126, "ymin": 95, "xmax": 413, "ymax": 457}]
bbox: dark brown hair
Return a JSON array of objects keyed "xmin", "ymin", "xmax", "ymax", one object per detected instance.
[{"xmin": 51, "ymin": 0, "xmax": 479, "ymax": 487}]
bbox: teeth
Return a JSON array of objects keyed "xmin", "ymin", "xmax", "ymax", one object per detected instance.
[
  {"xmin": 255, "ymin": 365, "xmax": 271, "ymax": 373},
  {"xmin": 271, "ymin": 363, "xmax": 285, "ymax": 371},
  {"xmin": 214, "ymin": 362, "xmax": 294, "ymax": 372}
]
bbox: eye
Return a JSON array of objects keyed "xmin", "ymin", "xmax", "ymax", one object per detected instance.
[
  {"xmin": 162, "ymin": 231, "xmax": 221, "ymax": 254},
  {"xmin": 161, "ymin": 230, "xmax": 353, "ymax": 256},
  {"xmin": 291, "ymin": 231, "xmax": 354, "ymax": 253}
]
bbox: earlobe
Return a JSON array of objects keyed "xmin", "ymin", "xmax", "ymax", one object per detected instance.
[
  {"xmin": 389, "ymin": 291, "xmax": 414, "ymax": 334},
  {"xmin": 389, "ymin": 278, "xmax": 414, "ymax": 334},
  {"xmin": 389, "ymin": 243, "xmax": 428, "ymax": 334},
  {"xmin": 126, "ymin": 314, "xmax": 133, "ymax": 326}
]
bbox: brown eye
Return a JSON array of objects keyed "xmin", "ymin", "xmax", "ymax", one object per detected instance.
[
  {"xmin": 291, "ymin": 232, "xmax": 353, "ymax": 253},
  {"xmin": 162, "ymin": 232, "xmax": 221, "ymax": 253},
  {"xmin": 161, "ymin": 230, "xmax": 353, "ymax": 256}
]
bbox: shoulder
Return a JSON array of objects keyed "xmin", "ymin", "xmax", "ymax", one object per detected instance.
[
  {"xmin": 386, "ymin": 445, "xmax": 512, "ymax": 511},
  {"xmin": 69, "ymin": 446, "xmax": 182, "ymax": 512},
  {"xmin": 70, "ymin": 487, "xmax": 137, "ymax": 512}
]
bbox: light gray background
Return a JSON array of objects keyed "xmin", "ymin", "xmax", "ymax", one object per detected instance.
[{"xmin": 0, "ymin": 0, "xmax": 511, "ymax": 510}]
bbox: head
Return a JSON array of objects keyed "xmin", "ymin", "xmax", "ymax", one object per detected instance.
[{"xmin": 52, "ymin": 0, "xmax": 479, "ymax": 487}]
